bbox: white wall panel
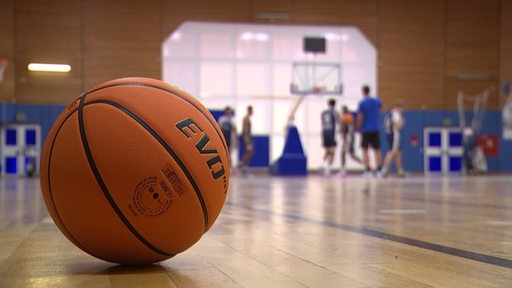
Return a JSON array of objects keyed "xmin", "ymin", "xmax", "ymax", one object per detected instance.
[
  {"xmin": 236, "ymin": 63, "xmax": 268, "ymax": 97},
  {"xmin": 163, "ymin": 21, "xmax": 376, "ymax": 170},
  {"xmin": 200, "ymin": 62, "xmax": 233, "ymax": 97}
]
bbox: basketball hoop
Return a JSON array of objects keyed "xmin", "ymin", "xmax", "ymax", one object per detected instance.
[
  {"xmin": 288, "ymin": 62, "xmax": 342, "ymax": 125},
  {"xmin": 457, "ymin": 88, "xmax": 489, "ymax": 133},
  {"xmin": 0, "ymin": 58, "xmax": 8, "ymax": 82},
  {"xmin": 313, "ymin": 85, "xmax": 326, "ymax": 94}
]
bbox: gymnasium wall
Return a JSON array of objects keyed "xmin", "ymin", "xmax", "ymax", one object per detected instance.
[
  {"xmin": 2, "ymin": 103, "xmax": 511, "ymax": 173},
  {"xmin": 0, "ymin": 1, "xmax": 512, "ymax": 173},
  {"xmin": 398, "ymin": 110, "xmax": 511, "ymax": 173},
  {"xmin": 0, "ymin": 0, "xmax": 511, "ymax": 109}
]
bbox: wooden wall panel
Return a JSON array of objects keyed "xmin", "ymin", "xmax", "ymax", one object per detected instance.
[
  {"xmin": 0, "ymin": 0, "xmax": 14, "ymax": 102},
  {"xmin": 293, "ymin": 0, "xmax": 377, "ymax": 44},
  {"xmin": 251, "ymin": 0, "xmax": 294, "ymax": 23},
  {"xmin": 13, "ymin": 0, "xmax": 81, "ymax": 104},
  {"xmin": 1, "ymin": 0, "xmax": 510, "ymax": 109},
  {"xmin": 501, "ymin": 0, "xmax": 512, "ymax": 104},
  {"xmin": 82, "ymin": 0, "xmax": 161, "ymax": 91},
  {"xmin": 162, "ymin": 0, "xmax": 377, "ymax": 43},
  {"xmin": 445, "ymin": 0, "xmax": 500, "ymax": 110},
  {"xmin": 162, "ymin": 0, "xmax": 251, "ymax": 39},
  {"xmin": 377, "ymin": 0, "xmax": 445, "ymax": 110}
]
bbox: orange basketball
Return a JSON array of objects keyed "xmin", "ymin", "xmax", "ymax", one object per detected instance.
[
  {"xmin": 343, "ymin": 113, "xmax": 353, "ymax": 124},
  {"xmin": 39, "ymin": 77, "xmax": 230, "ymax": 265}
]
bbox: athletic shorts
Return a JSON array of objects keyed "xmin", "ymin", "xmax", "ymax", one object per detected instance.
[
  {"xmin": 361, "ymin": 131, "xmax": 380, "ymax": 149},
  {"xmin": 322, "ymin": 131, "xmax": 336, "ymax": 148},
  {"xmin": 222, "ymin": 132, "xmax": 232, "ymax": 148},
  {"xmin": 386, "ymin": 131, "xmax": 401, "ymax": 151}
]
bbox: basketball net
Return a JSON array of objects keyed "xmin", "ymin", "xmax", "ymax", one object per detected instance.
[
  {"xmin": 457, "ymin": 88, "xmax": 490, "ymax": 134},
  {"xmin": 0, "ymin": 58, "xmax": 8, "ymax": 82},
  {"xmin": 503, "ymin": 81, "xmax": 512, "ymax": 129}
]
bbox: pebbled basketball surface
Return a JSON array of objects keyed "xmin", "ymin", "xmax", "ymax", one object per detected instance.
[{"xmin": 40, "ymin": 77, "xmax": 230, "ymax": 264}]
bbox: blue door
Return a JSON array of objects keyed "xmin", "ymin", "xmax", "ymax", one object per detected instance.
[
  {"xmin": 1, "ymin": 124, "xmax": 41, "ymax": 176},
  {"xmin": 424, "ymin": 128, "xmax": 463, "ymax": 174}
]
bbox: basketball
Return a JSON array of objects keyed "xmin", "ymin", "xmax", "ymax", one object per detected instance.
[
  {"xmin": 39, "ymin": 77, "xmax": 230, "ymax": 265},
  {"xmin": 343, "ymin": 113, "xmax": 353, "ymax": 124}
]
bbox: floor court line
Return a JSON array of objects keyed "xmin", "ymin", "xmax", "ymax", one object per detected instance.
[{"xmin": 226, "ymin": 201, "xmax": 512, "ymax": 269}]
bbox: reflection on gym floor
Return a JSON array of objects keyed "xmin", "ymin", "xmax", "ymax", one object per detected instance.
[{"xmin": 1, "ymin": 174, "xmax": 511, "ymax": 287}]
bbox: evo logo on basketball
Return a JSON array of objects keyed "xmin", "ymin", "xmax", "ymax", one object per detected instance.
[{"xmin": 176, "ymin": 118, "xmax": 225, "ymax": 180}]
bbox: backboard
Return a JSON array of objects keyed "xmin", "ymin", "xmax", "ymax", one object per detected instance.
[{"xmin": 290, "ymin": 61, "xmax": 342, "ymax": 95}]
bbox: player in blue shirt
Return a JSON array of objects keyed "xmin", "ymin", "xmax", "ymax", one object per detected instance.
[{"xmin": 357, "ymin": 85, "xmax": 383, "ymax": 177}]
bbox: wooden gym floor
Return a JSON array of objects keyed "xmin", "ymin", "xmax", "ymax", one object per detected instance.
[{"xmin": 0, "ymin": 173, "xmax": 511, "ymax": 287}]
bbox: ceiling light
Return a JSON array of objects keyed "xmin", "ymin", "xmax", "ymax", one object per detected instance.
[
  {"xmin": 240, "ymin": 32, "xmax": 269, "ymax": 42},
  {"xmin": 28, "ymin": 63, "xmax": 71, "ymax": 72}
]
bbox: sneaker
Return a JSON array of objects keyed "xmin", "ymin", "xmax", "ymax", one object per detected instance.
[
  {"xmin": 397, "ymin": 171, "xmax": 406, "ymax": 177},
  {"xmin": 361, "ymin": 171, "xmax": 373, "ymax": 178},
  {"xmin": 335, "ymin": 170, "xmax": 346, "ymax": 178}
]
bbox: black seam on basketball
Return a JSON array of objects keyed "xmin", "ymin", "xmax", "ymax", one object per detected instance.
[
  {"xmin": 88, "ymin": 82, "xmax": 230, "ymax": 156},
  {"xmin": 86, "ymin": 99, "xmax": 210, "ymax": 232},
  {"xmin": 45, "ymin": 104, "xmax": 97, "ymax": 256},
  {"xmin": 77, "ymin": 96, "xmax": 175, "ymax": 257}
]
